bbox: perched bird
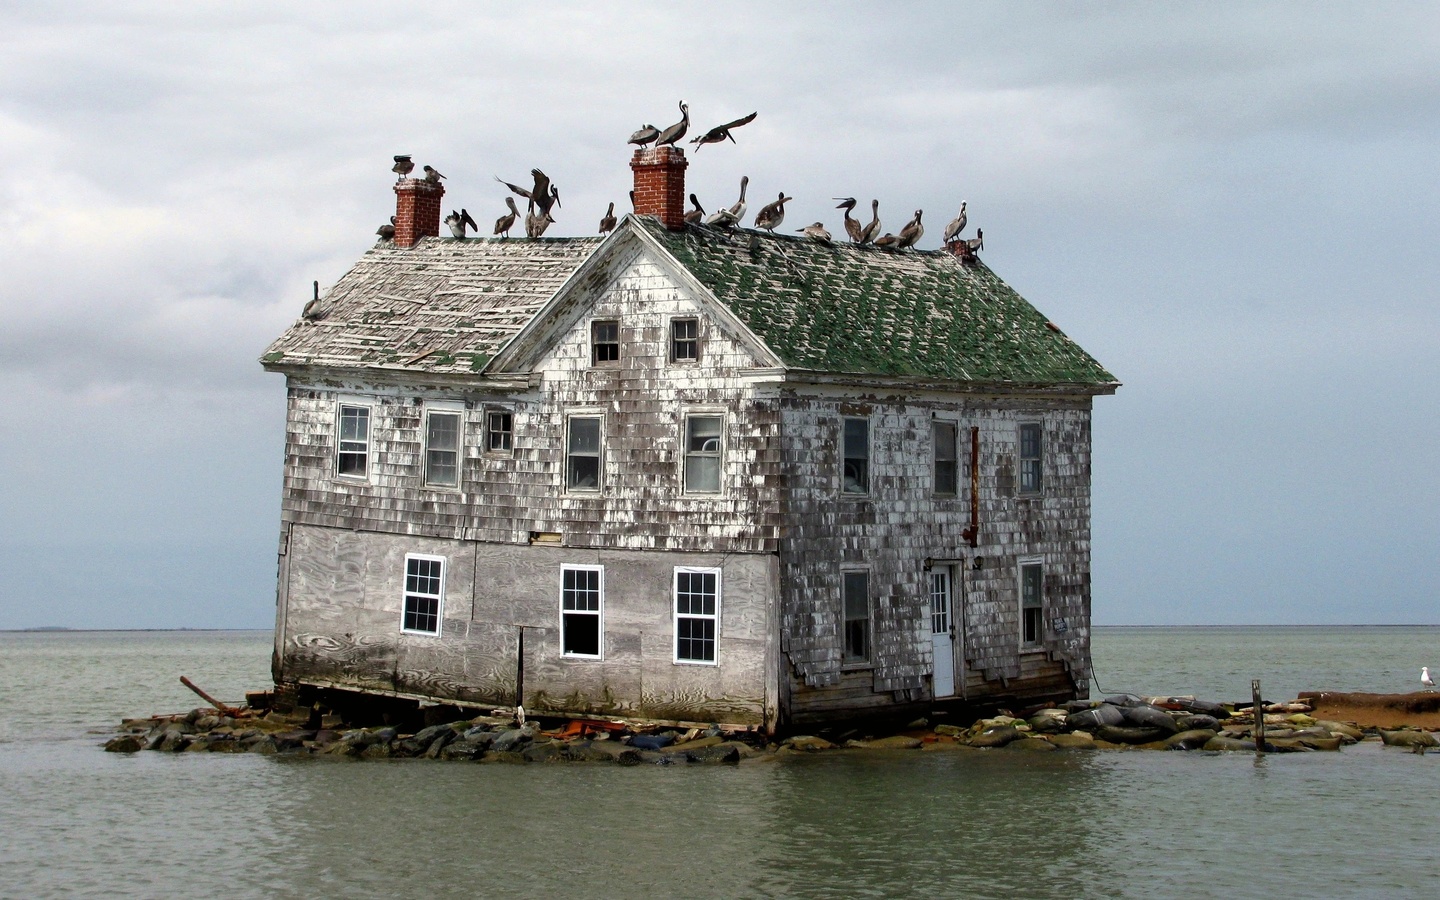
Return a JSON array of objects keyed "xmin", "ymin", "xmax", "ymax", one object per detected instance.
[
  {"xmin": 943, "ymin": 202, "xmax": 968, "ymax": 244},
  {"xmin": 690, "ymin": 111, "xmax": 758, "ymax": 151},
  {"xmin": 376, "ymin": 215, "xmax": 397, "ymax": 241},
  {"xmin": 897, "ymin": 209, "xmax": 924, "ymax": 248},
  {"xmin": 1424, "ymin": 667, "xmax": 1436, "ymax": 690},
  {"xmin": 704, "ymin": 175, "xmax": 749, "ymax": 228},
  {"xmin": 496, "ymin": 169, "xmax": 560, "ymax": 216},
  {"xmin": 628, "ymin": 190, "xmax": 636, "ymax": 212},
  {"xmin": 796, "ymin": 222, "xmax": 832, "ymax": 244},
  {"xmin": 753, "ymin": 192, "xmax": 792, "ymax": 233},
  {"xmin": 301, "ymin": 281, "xmax": 325, "ymax": 321},
  {"xmin": 860, "ymin": 200, "xmax": 881, "ymax": 244},
  {"xmin": 445, "ymin": 208, "xmax": 478, "ymax": 239},
  {"xmin": 834, "ymin": 198, "xmax": 864, "ymax": 243},
  {"xmin": 684, "ymin": 193, "xmax": 705, "ymax": 226},
  {"xmin": 598, "ymin": 202, "xmax": 617, "ymax": 234},
  {"xmin": 873, "ymin": 232, "xmax": 900, "ymax": 249},
  {"xmin": 423, "ymin": 165, "xmax": 446, "ymax": 183},
  {"xmin": 654, "ymin": 101, "xmax": 690, "ymax": 147},
  {"xmin": 525, "ymin": 200, "xmax": 555, "ymax": 238},
  {"xmin": 391, "ymin": 155, "xmax": 414, "ymax": 180},
  {"xmin": 493, "ymin": 197, "xmax": 519, "ymax": 238},
  {"xmin": 628, "ymin": 123, "xmax": 659, "ymax": 147},
  {"xmin": 965, "ymin": 228, "xmax": 984, "ymax": 254}
]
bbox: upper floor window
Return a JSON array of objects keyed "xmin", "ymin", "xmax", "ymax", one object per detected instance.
[
  {"xmin": 674, "ymin": 567, "xmax": 720, "ymax": 665},
  {"xmin": 486, "ymin": 410, "xmax": 513, "ymax": 454},
  {"xmin": 671, "ymin": 317, "xmax": 699, "ymax": 362},
  {"xmin": 423, "ymin": 408, "xmax": 461, "ymax": 488},
  {"xmin": 842, "ymin": 417, "xmax": 869, "ymax": 495},
  {"xmin": 592, "ymin": 319, "xmax": 620, "ymax": 365},
  {"xmin": 933, "ymin": 421, "xmax": 958, "ymax": 496},
  {"xmin": 683, "ymin": 415, "xmax": 723, "ymax": 493},
  {"xmin": 566, "ymin": 416, "xmax": 602, "ymax": 491},
  {"xmin": 402, "ymin": 554, "xmax": 445, "ymax": 636},
  {"xmin": 1018, "ymin": 423, "xmax": 1043, "ymax": 494},
  {"xmin": 561, "ymin": 565, "xmax": 604, "ymax": 658},
  {"xmin": 842, "ymin": 570, "xmax": 871, "ymax": 665},
  {"xmin": 1020, "ymin": 561, "xmax": 1043, "ymax": 647},
  {"xmin": 336, "ymin": 403, "xmax": 371, "ymax": 478}
]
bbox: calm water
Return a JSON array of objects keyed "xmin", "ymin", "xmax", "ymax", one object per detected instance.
[{"xmin": 3, "ymin": 627, "xmax": 1438, "ymax": 898}]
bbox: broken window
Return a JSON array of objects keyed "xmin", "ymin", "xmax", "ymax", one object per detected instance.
[
  {"xmin": 842, "ymin": 570, "xmax": 871, "ymax": 665},
  {"xmin": 1020, "ymin": 561, "xmax": 1043, "ymax": 648},
  {"xmin": 566, "ymin": 416, "xmax": 602, "ymax": 491},
  {"xmin": 933, "ymin": 421, "xmax": 958, "ymax": 496},
  {"xmin": 423, "ymin": 409, "xmax": 461, "ymax": 488},
  {"xmin": 402, "ymin": 554, "xmax": 444, "ymax": 635},
  {"xmin": 671, "ymin": 317, "xmax": 699, "ymax": 362},
  {"xmin": 336, "ymin": 403, "xmax": 371, "ymax": 478},
  {"xmin": 683, "ymin": 415, "xmax": 722, "ymax": 493},
  {"xmin": 486, "ymin": 410, "xmax": 513, "ymax": 453},
  {"xmin": 674, "ymin": 567, "xmax": 720, "ymax": 664},
  {"xmin": 592, "ymin": 319, "xmax": 620, "ymax": 365},
  {"xmin": 1019, "ymin": 423, "xmax": 1043, "ymax": 494},
  {"xmin": 842, "ymin": 417, "xmax": 869, "ymax": 494},
  {"xmin": 561, "ymin": 566, "xmax": 603, "ymax": 658}
]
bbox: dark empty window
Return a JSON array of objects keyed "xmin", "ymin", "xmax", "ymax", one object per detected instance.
[
  {"xmin": 1019, "ymin": 423, "xmax": 1042, "ymax": 494},
  {"xmin": 402, "ymin": 555, "xmax": 444, "ymax": 635},
  {"xmin": 933, "ymin": 421, "xmax": 958, "ymax": 496},
  {"xmin": 671, "ymin": 318, "xmax": 699, "ymax": 362},
  {"xmin": 592, "ymin": 320, "xmax": 620, "ymax": 364},
  {"xmin": 1021, "ymin": 562, "xmax": 1043, "ymax": 647},
  {"xmin": 675, "ymin": 568, "xmax": 720, "ymax": 664},
  {"xmin": 684, "ymin": 415, "xmax": 722, "ymax": 493},
  {"xmin": 561, "ymin": 566, "xmax": 603, "ymax": 657},
  {"xmin": 567, "ymin": 417, "xmax": 602, "ymax": 490},
  {"xmin": 424, "ymin": 410, "xmax": 460, "ymax": 487},
  {"xmin": 486, "ymin": 410, "xmax": 513, "ymax": 453},
  {"xmin": 843, "ymin": 570, "xmax": 870, "ymax": 665},
  {"xmin": 337, "ymin": 404, "xmax": 371, "ymax": 477},
  {"xmin": 842, "ymin": 418, "xmax": 869, "ymax": 494}
]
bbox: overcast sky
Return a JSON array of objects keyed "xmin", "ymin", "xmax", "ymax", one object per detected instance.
[{"xmin": 1, "ymin": 3, "xmax": 1436, "ymax": 629}]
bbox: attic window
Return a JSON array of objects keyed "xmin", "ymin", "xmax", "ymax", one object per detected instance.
[
  {"xmin": 592, "ymin": 320, "xmax": 620, "ymax": 365},
  {"xmin": 670, "ymin": 318, "xmax": 699, "ymax": 362}
]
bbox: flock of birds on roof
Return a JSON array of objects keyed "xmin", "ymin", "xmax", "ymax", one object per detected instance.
[{"xmin": 375, "ymin": 102, "xmax": 982, "ymax": 254}]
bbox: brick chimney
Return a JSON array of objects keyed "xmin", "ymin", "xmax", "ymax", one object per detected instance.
[
  {"xmin": 393, "ymin": 178, "xmax": 445, "ymax": 248},
  {"xmin": 630, "ymin": 146, "xmax": 688, "ymax": 230}
]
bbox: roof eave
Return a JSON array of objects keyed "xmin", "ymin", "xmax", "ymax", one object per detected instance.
[{"xmin": 774, "ymin": 368, "xmax": 1122, "ymax": 396}]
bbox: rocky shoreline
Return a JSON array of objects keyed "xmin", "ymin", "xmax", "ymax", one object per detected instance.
[{"xmin": 104, "ymin": 689, "xmax": 1440, "ymax": 763}]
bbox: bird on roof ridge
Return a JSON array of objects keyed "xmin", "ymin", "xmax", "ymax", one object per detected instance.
[
  {"xmin": 834, "ymin": 198, "xmax": 864, "ymax": 243},
  {"xmin": 897, "ymin": 209, "xmax": 924, "ymax": 249},
  {"xmin": 654, "ymin": 101, "xmax": 690, "ymax": 147},
  {"xmin": 302, "ymin": 280, "xmax": 326, "ymax": 321},
  {"xmin": 628, "ymin": 123, "xmax": 659, "ymax": 147},
  {"xmin": 685, "ymin": 194, "xmax": 705, "ymax": 226},
  {"xmin": 860, "ymin": 200, "xmax": 881, "ymax": 244},
  {"xmin": 753, "ymin": 192, "xmax": 792, "ymax": 233},
  {"xmin": 423, "ymin": 165, "xmax": 446, "ymax": 183},
  {"xmin": 965, "ymin": 228, "xmax": 984, "ymax": 254},
  {"xmin": 496, "ymin": 169, "xmax": 560, "ymax": 216},
  {"xmin": 599, "ymin": 202, "xmax": 617, "ymax": 234},
  {"xmin": 525, "ymin": 199, "xmax": 555, "ymax": 238},
  {"xmin": 376, "ymin": 215, "xmax": 396, "ymax": 241},
  {"xmin": 797, "ymin": 222, "xmax": 833, "ymax": 244},
  {"xmin": 392, "ymin": 155, "xmax": 414, "ymax": 181},
  {"xmin": 873, "ymin": 233, "xmax": 900, "ymax": 249},
  {"xmin": 445, "ymin": 209, "xmax": 478, "ymax": 239},
  {"xmin": 494, "ymin": 197, "xmax": 519, "ymax": 239},
  {"xmin": 943, "ymin": 202, "xmax": 968, "ymax": 244},
  {"xmin": 704, "ymin": 175, "xmax": 749, "ymax": 228},
  {"xmin": 690, "ymin": 111, "xmax": 758, "ymax": 151}
]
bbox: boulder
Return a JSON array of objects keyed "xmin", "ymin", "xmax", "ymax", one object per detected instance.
[
  {"xmin": 483, "ymin": 751, "xmax": 528, "ymax": 764},
  {"xmin": 1065, "ymin": 705, "xmax": 1125, "ymax": 732},
  {"xmin": 1094, "ymin": 725, "xmax": 1170, "ymax": 745},
  {"xmin": 104, "ymin": 735, "xmax": 144, "ymax": 753},
  {"xmin": 1202, "ymin": 736, "xmax": 1256, "ymax": 752},
  {"xmin": 1380, "ymin": 730, "xmax": 1438, "ymax": 749},
  {"xmin": 785, "ymin": 736, "xmax": 835, "ymax": 752},
  {"xmin": 683, "ymin": 744, "xmax": 743, "ymax": 764},
  {"xmin": 1005, "ymin": 737, "xmax": 1058, "ymax": 752},
  {"xmin": 1165, "ymin": 729, "xmax": 1219, "ymax": 750},
  {"xmin": 1048, "ymin": 732, "xmax": 1097, "ymax": 750},
  {"xmin": 521, "ymin": 741, "xmax": 566, "ymax": 763},
  {"xmin": 1294, "ymin": 734, "xmax": 1342, "ymax": 751},
  {"xmin": 922, "ymin": 740, "xmax": 978, "ymax": 752},
  {"xmin": 629, "ymin": 733, "xmax": 675, "ymax": 751},
  {"xmin": 491, "ymin": 729, "xmax": 533, "ymax": 753},
  {"xmin": 1026, "ymin": 713, "xmax": 1067, "ymax": 735},
  {"xmin": 968, "ymin": 726, "xmax": 1021, "ymax": 748},
  {"xmin": 1121, "ymin": 705, "xmax": 1180, "ymax": 734},
  {"xmin": 561, "ymin": 742, "xmax": 621, "ymax": 763},
  {"xmin": 423, "ymin": 729, "xmax": 457, "ymax": 759}
]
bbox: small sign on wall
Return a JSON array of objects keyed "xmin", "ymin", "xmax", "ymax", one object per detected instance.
[{"xmin": 1052, "ymin": 616, "xmax": 1068, "ymax": 635}]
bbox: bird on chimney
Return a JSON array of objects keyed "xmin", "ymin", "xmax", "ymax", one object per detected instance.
[
  {"xmin": 943, "ymin": 202, "xmax": 968, "ymax": 245},
  {"xmin": 493, "ymin": 197, "xmax": 519, "ymax": 239},
  {"xmin": 423, "ymin": 165, "xmax": 446, "ymax": 183},
  {"xmin": 860, "ymin": 200, "xmax": 881, "ymax": 244},
  {"xmin": 897, "ymin": 209, "xmax": 924, "ymax": 249},
  {"xmin": 796, "ymin": 222, "xmax": 833, "ymax": 244},
  {"xmin": 654, "ymin": 101, "xmax": 690, "ymax": 147},
  {"xmin": 704, "ymin": 175, "xmax": 749, "ymax": 228},
  {"xmin": 445, "ymin": 209, "xmax": 478, "ymax": 239},
  {"xmin": 873, "ymin": 232, "xmax": 900, "ymax": 249},
  {"xmin": 599, "ymin": 202, "xmax": 617, "ymax": 234},
  {"xmin": 392, "ymin": 155, "xmax": 414, "ymax": 180},
  {"xmin": 684, "ymin": 194, "xmax": 705, "ymax": 226},
  {"xmin": 628, "ymin": 124, "xmax": 660, "ymax": 147},
  {"xmin": 629, "ymin": 190, "xmax": 636, "ymax": 212},
  {"xmin": 302, "ymin": 281, "xmax": 326, "ymax": 321},
  {"xmin": 525, "ymin": 200, "xmax": 555, "ymax": 238},
  {"xmin": 496, "ymin": 169, "xmax": 559, "ymax": 216},
  {"xmin": 690, "ymin": 111, "xmax": 758, "ymax": 151},
  {"xmin": 834, "ymin": 198, "xmax": 864, "ymax": 243},
  {"xmin": 376, "ymin": 215, "xmax": 397, "ymax": 241},
  {"xmin": 966, "ymin": 228, "xmax": 984, "ymax": 254},
  {"xmin": 753, "ymin": 192, "xmax": 792, "ymax": 233}
]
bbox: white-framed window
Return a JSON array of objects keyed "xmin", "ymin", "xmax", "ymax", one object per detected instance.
[
  {"xmin": 842, "ymin": 417, "xmax": 870, "ymax": 495},
  {"xmin": 566, "ymin": 415, "xmax": 603, "ymax": 491},
  {"xmin": 674, "ymin": 567, "xmax": 721, "ymax": 665},
  {"xmin": 933, "ymin": 420, "xmax": 958, "ymax": 496},
  {"xmin": 560, "ymin": 565, "xmax": 604, "ymax": 658},
  {"xmin": 336, "ymin": 402, "xmax": 372, "ymax": 478},
  {"xmin": 485, "ymin": 409, "xmax": 513, "ymax": 454},
  {"xmin": 683, "ymin": 414, "xmax": 723, "ymax": 494},
  {"xmin": 670, "ymin": 317, "xmax": 699, "ymax": 363},
  {"xmin": 401, "ymin": 554, "xmax": 445, "ymax": 636},
  {"xmin": 1019, "ymin": 558, "xmax": 1043, "ymax": 648},
  {"xmin": 423, "ymin": 405, "xmax": 462, "ymax": 488},
  {"xmin": 591, "ymin": 319, "xmax": 620, "ymax": 365},
  {"xmin": 1018, "ymin": 422, "xmax": 1043, "ymax": 495},
  {"xmin": 842, "ymin": 568, "xmax": 871, "ymax": 666}
]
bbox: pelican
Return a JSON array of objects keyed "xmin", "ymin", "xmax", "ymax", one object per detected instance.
[
  {"xmin": 834, "ymin": 198, "xmax": 863, "ymax": 243},
  {"xmin": 598, "ymin": 202, "xmax": 617, "ymax": 234},
  {"xmin": 796, "ymin": 222, "xmax": 832, "ymax": 244},
  {"xmin": 423, "ymin": 165, "xmax": 446, "ymax": 183},
  {"xmin": 628, "ymin": 123, "xmax": 659, "ymax": 147},
  {"xmin": 391, "ymin": 155, "xmax": 414, "ymax": 180},
  {"xmin": 943, "ymin": 202, "xmax": 968, "ymax": 244},
  {"xmin": 965, "ymin": 228, "xmax": 984, "ymax": 253},
  {"xmin": 704, "ymin": 175, "xmax": 748, "ymax": 228},
  {"xmin": 897, "ymin": 209, "xmax": 924, "ymax": 248},
  {"xmin": 684, "ymin": 194, "xmax": 705, "ymax": 226},
  {"xmin": 493, "ymin": 197, "xmax": 519, "ymax": 238},
  {"xmin": 445, "ymin": 208, "xmax": 478, "ymax": 239},
  {"xmin": 376, "ymin": 215, "xmax": 396, "ymax": 241},
  {"xmin": 654, "ymin": 101, "xmax": 690, "ymax": 147},
  {"xmin": 1424, "ymin": 667, "xmax": 1436, "ymax": 690},
  {"xmin": 525, "ymin": 200, "xmax": 554, "ymax": 238},
  {"xmin": 860, "ymin": 200, "xmax": 881, "ymax": 244},
  {"xmin": 629, "ymin": 190, "xmax": 636, "ymax": 212},
  {"xmin": 690, "ymin": 111, "xmax": 757, "ymax": 151},
  {"xmin": 495, "ymin": 169, "xmax": 559, "ymax": 216},
  {"xmin": 873, "ymin": 232, "xmax": 900, "ymax": 249},
  {"xmin": 302, "ymin": 281, "xmax": 325, "ymax": 321},
  {"xmin": 753, "ymin": 192, "xmax": 792, "ymax": 233}
]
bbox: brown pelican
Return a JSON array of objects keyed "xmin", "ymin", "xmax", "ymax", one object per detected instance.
[
  {"xmin": 302, "ymin": 281, "xmax": 326, "ymax": 321},
  {"xmin": 445, "ymin": 208, "xmax": 478, "ymax": 239},
  {"xmin": 704, "ymin": 175, "xmax": 748, "ymax": 228},
  {"xmin": 834, "ymin": 198, "xmax": 863, "ymax": 243},
  {"xmin": 493, "ymin": 197, "xmax": 519, "ymax": 238},
  {"xmin": 753, "ymin": 192, "xmax": 792, "ymax": 233},
  {"xmin": 859, "ymin": 200, "xmax": 881, "ymax": 244},
  {"xmin": 965, "ymin": 228, "xmax": 984, "ymax": 253},
  {"xmin": 684, "ymin": 194, "xmax": 705, "ymax": 226},
  {"xmin": 654, "ymin": 101, "xmax": 690, "ymax": 148},
  {"xmin": 943, "ymin": 202, "xmax": 968, "ymax": 244},
  {"xmin": 690, "ymin": 111, "xmax": 758, "ymax": 151},
  {"xmin": 628, "ymin": 124, "xmax": 659, "ymax": 147},
  {"xmin": 796, "ymin": 222, "xmax": 832, "ymax": 244},
  {"xmin": 525, "ymin": 200, "xmax": 555, "ymax": 238},
  {"xmin": 423, "ymin": 165, "xmax": 445, "ymax": 183},
  {"xmin": 897, "ymin": 209, "xmax": 924, "ymax": 248},
  {"xmin": 391, "ymin": 155, "xmax": 414, "ymax": 180},
  {"xmin": 629, "ymin": 190, "xmax": 636, "ymax": 212},
  {"xmin": 376, "ymin": 215, "xmax": 396, "ymax": 241},
  {"xmin": 598, "ymin": 202, "xmax": 617, "ymax": 234},
  {"xmin": 873, "ymin": 233, "xmax": 900, "ymax": 249},
  {"xmin": 495, "ymin": 169, "xmax": 559, "ymax": 216}
]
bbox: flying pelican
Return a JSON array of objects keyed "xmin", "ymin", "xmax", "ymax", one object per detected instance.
[
  {"xmin": 445, "ymin": 208, "xmax": 478, "ymax": 239},
  {"xmin": 834, "ymin": 198, "xmax": 864, "ymax": 243},
  {"xmin": 654, "ymin": 101, "xmax": 690, "ymax": 147},
  {"xmin": 704, "ymin": 175, "xmax": 748, "ymax": 228},
  {"xmin": 897, "ymin": 209, "xmax": 924, "ymax": 248},
  {"xmin": 493, "ymin": 197, "xmax": 519, "ymax": 238},
  {"xmin": 684, "ymin": 194, "xmax": 705, "ymax": 226},
  {"xmin": 628, "ymin": 123, "xmax": 659, "ymax": 147},
  {"xmin": 598, "ymin": 202, "xmax": 617, "ymax": 234},
  {"xmin": 860, "ymin": 200, "xmax": 881, "ymax": 244},
  {"xmin": 391, "ymin": 155, "xmax": 414, "ymax": 180},
  {"xmin": 943, "ymin": 202, "xmax": 968, "ymax": 244},
  {"xmin": 796, "ymin": 222, "xmax": 832, "ymax": 244},
  {"xmin": 495, "ymin": 169, "xmax": 560, "ymax": 216},
  {"xmin": 873, "ymin": 233, "xmax": 900, "ymax": 249},
  {"xmin": 525, "ymin": 200, "xmax": 555, "ymax": 238},
  {"xmin": 423, "ymin": 165, "xmax": 446, "ymax": 183},
  {"xmin": 1424, "ymin": 667, "xmax": 1436, "ymax": 690},
  {"xmin": 753, "ymin": 192, "xmax": 792, "ymax": 233},
  {"xmin": 376, "ymin": 215, "xmax": 396, "ymax": 241},
  {"xmin": 690, "ymin": 111, "xmax": 758, "ymax": 151}
]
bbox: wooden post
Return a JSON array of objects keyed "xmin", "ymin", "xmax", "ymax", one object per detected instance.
[
  {"xmin": 1251, "ymin": 678, "xmax": 1265, "ymax": 752},
  {"xmin": 514, "ymin": 626, "xmax": 525, "ymax": 711}
]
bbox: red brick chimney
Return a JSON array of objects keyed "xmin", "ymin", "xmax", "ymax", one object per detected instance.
[
  {"xmin": 630, "ymin": 146, "xmax": 688, "ymax": 230},
  {"xmin": 393, "ymin": 178, "xmax": 445, "ymax": 248}
]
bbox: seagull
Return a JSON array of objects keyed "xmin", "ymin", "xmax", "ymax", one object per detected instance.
[
  {"xmin": 704, "ymin": 175, "xmax": 748, "ymax": 228},
  {"xmin": 628, "ymin": 123, "xmax": 659, "ymax": 147},
  {"xmin": 423, "ymin": 165, "xmax": 446, "ymax": 183},
  {"xmin": 496, "ymin": 169, "xmax": 559, "ymax": 216},
  {"xmin": 654, "ymin": 101, "xmax": 690, "ymax": 147},
  {"xmin": 684, "ymin": 194, "xmax": 705, "ymax": 226},
  {"xmin": 873, "ymin": 232, "xmax": 900, "ymax": 249},
  {"xmin": 943, "ymin": 202, "xmax": 968, "ymax": 244},
  {"xmin": 690, "ymin": 111, "xmax": 758, "ymax": 151},
  {"xmin": 376, "ymin": 215, "xmax": 396, "ymax": 241},
  {"xmin": 897, "ymin": 209, "xmax": 924, "ymax": 248},
  {"xmin": 1424, "ymin": 667, "xmax": 1436, "ymax": 690},
  {"xmin": 834, "ymin": 198, "xmax": 864, "ymax": 243},
  {"xmin": 598, "ymin": 202, "xmax": 617, "ymax": 234},
  {"xmin": 753, "ymin": 192, "xmax": 792, "ymax": 233},
  {"xmin": 391, "ymin": 155, "xmax": 414, "ymax": 180},
  {"xmin": 796, "ymin": 222, "xmax": 832, "ymax": 244},
  {"xmin": 301, "ymin": 281, "xmax": 325, "ymax": 321},
  {"xmin": 859, "ymin": 200, "xmax": 881, "ymax": 244},
  {"xmin": 493, "ymin": 197, "xmax": 519, "ymax": 238},
  {"xmin": 525, "ymin": 200, "xmax": 555, "ymax": 238},
  {"xmin": 445, "ymin": 208, "xmax": 478, "ymax": 239}
]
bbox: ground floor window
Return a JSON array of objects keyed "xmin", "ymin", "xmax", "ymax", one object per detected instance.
[
  {"xmin": 842, "ymin": 569, "xmax": 871, "ymax": 664},
  {"xmin": 674, "ymin": 567, "xmax": 720, "ymax": 664},
  {"xmin": 561, "ymin": 565, "xmax": 603, "ymax": 658},
  {"xmin": 1020, "ymin": 560, "xmax": 1043, "ymax": 647},
  {"xmin": 402, "ymin": 554, "xmax": 445, "ymax": 635}
]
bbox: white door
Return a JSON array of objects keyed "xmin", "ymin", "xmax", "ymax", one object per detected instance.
[{"xmin": 930, "ymin": 568, "xmax": 956, "ymax": 698}]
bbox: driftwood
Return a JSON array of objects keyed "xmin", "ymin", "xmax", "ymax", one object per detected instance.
[{"xmin": 180, "ymin": 676, "xmax": 239, "ymax": 715}]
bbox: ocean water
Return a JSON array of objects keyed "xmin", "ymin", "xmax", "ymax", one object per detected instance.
[{"xmin": 2, "ymin": 627, "xmax": 1438, "ymax": 898}]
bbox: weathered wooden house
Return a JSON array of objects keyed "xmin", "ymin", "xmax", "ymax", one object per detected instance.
[{"xmin": 260, "ymin": 147, "xmax": 1118, "ymax": 731}]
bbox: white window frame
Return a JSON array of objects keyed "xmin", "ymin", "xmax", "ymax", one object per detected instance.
[
  {"xmin": 841, "ymin": 567, "xmax": 872, "ymax": 668},
  {"xmin": 484, "ymin": 407, "xmax": 514, "ymax": 455},
  {"xmin": 335, "ymin": 399, "xmax": 374, "ymax": 481},
  {"xmin": 422, "ymin": 401, "xmax": 464, "ymax": 489},
  {"xmin": 565, "ymin": 413, "xmax": 604, "ymax": 493},
  {"xmin": 1019, "ymin": 556, "xmax": 1044, "ymax": 650},
  {"xmin": 673, "ymin": 566, "xmax": 722, "ymax": 666},
  {"xmin": 681, "ymin": 412, "xmax": 724, "ymax": 495},
  {"xmin": 401, "ymin": 553, "xmax": 446, "ymax": 636},
  {"xmin": 1018, "ymin": 421, "xmax": 1043, "ymax": 496},
  {"xmin": 932, "ymin": 419, "xmax": 959, "ymax": 497},
  {"xmin": 841, "ymin": 416, "xmax": 870, "ymax": 496},
  {"xmin": 560, "ymin": 564, "xmax": 604, "ymax": 659}
]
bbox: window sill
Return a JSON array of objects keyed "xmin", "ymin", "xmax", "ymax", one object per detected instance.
[
  {"xmin": 673, "ymin": 659, "xmax": 719, "ymax": 667},
  {"xmin": 562, "ymin": 653, "xmax": 604, "ymax": 661},
  {"xmin": 840, "ymin": 662, "xmax": 874, "ymax": 672},
  {"xmin": 400, "ymin": 629, "xmax": 442, "ymax": 638}
]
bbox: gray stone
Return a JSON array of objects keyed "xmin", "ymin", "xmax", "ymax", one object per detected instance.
[
  {"xmin": 491, "ymin": 728, "xmax": 532, "ymax": 753},
  {"xmin": 1005, "ymin": 737, "xmax": 1058, "ymax": 752},
  {"xmin": 104, "ymin": 735, "xmax": 144, "ymax": 753},
  {"xmin": 684, "ymin": 744, "xmax": 743, "ymax": 763},
  {"xmin": 1048, "ymin": 732, "xmax": 1096, "ymax": 750},
  {"xmin": 1065, "ymin": 705, "xmax": 1124, "ymax": 731},
  {"xmin": 785, "ymin": 736, "xmax": 835, "ymax": 752},
  {"xmin": 1103, "ymin": 694, "xmax": 1146, "ymax": 707},
  {"xmin": 423, "ymin": 729, "xmax": 457, "ymax": 759},
  {"xmin": 439, "ymin": 738, "xmax": 488, "ymax": 760},
  {"xmin": 846, "ymin": 735, "xmax": 923, "ymax": 750},
  {"xmin": 1175, "ymin": 714, "xmax": 1220, "ymax": 732}
]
